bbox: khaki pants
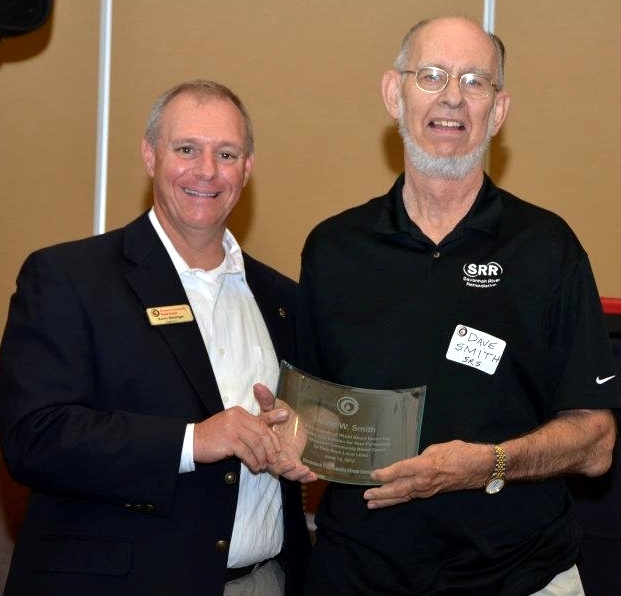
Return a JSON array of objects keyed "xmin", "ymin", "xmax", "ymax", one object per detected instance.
[
  {"xmin": 223, "ymin": 559, "xmax": 285, "ymax": 596},
  {"xmin": 530, "ymin": 565, "xmax": 584, "ymax": 596}
]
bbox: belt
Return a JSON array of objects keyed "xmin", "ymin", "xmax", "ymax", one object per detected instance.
[{"xmin": 224, "ymin": 554, "xmax": 281, "ymax": 582}]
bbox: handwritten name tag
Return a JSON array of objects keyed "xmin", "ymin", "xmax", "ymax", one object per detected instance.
[
  {"xmin": 446, "ymin": 324, "xmax": 506, "ymax": 375},
  {"xmin": 146, "ymin": 304, "xmax": 194, "ymax": 326}
]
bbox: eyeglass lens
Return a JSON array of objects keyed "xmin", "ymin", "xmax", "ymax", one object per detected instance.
[{"xmin": 416, "ymin": 67, "xmax": 492, "ymax": 98}]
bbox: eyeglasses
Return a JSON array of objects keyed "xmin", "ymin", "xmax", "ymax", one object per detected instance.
[{"xmin": 401, "ymin": 66, "xmax": 498, "ymax": 99}]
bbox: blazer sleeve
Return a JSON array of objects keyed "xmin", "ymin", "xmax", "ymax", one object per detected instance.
[{"xmin": 0, "ymin": 248, "xmax": 187, "ymax": 517}]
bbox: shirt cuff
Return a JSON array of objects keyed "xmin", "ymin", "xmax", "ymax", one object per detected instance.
[{"xmin": 179, "ymin": 423, "xmax": 196, "ymax": 474}]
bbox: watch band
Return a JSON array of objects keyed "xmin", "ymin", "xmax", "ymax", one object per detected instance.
[{"xmin": 484, "ymin": 443, "xmax": 506, "ymax": 495}]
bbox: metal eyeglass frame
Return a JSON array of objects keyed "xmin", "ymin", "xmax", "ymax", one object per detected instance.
[{"xmin": 400, "ymin": 66, "xmax": 499, "ymax": 99}]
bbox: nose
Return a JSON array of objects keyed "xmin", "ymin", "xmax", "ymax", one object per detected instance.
[
  {"xmin": 193, "ymin": 152, "xmax": 217, "ymax": 179},
  {"xmin": 440, "ymin": 75, "xmax": 465, "ymax": 107}
]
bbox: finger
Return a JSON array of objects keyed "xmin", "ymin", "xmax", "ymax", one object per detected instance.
[
  {"xmin": 253, "ymin": 383, "xmax": 276, "ymax": 412},
  {"xmin": 269, "ymin": 449, "xmax": 302, "ymax": 476},
  {"xmin": 235, "ymin": 448, "xmax": 266, "ymax": 474},
  {"xmin": 363, "ymin": 479, "xmax": 410, "ymax": 502},
  {"xmin": 280, "ymin": 465, "xmax": 316, "ymax": 482},
  {"xmin": 233, "ymin": 440, "xmax": 263, "ymax": 472},
  {"xmin": 244, "ymin": 429, "xmax": 278, "ymax": 468},
  {"xmin": 267, "ymin": 448, "xmax": 317, "ymax": 482},
  {"xmin": 294, "ymin": 469, "xmax": 318, "ymax": 483},
  {"xmin": 299, "ymin": 471, "xmax": 318, "ymax": 484},
  {"xmin": 370, "ymin": 461, "xmax": 403, "ymax": 483},
  {"xmin": 233, "ymin": 416, "xmax": 282, "ymax": 469},
  {"xmin": 366, "ymin": 496, "xmax": 411, "ymax": 509},
  {"xmin": 260, "ymin": 408, "xmax": 289, "ymax": 426}
]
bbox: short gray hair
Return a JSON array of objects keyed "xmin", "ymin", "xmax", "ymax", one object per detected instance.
[{"xmin": 144, "ymin": 79, "xmax": 254, "ymax": 154}]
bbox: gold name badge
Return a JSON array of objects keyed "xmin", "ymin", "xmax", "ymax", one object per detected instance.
[{"xmin": 146, "ymin": 304, "xmax": 194, "ymax": 326}]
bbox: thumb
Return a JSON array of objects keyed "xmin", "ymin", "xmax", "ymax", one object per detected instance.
[{"xmin": 253, "ymin": 383, "xmax": 275, "ymax": 412}]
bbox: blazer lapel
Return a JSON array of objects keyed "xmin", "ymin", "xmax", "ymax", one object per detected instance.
[{"xmin": 122, "ymin": 214, "xmax": 224, "ymax": 415}]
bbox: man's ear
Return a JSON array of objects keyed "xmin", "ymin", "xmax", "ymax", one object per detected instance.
[
  {"xmin": 242, "ymin": 153, "xmax": 254, "ymax": 187},
  {"xmin": 141, "ymin": 138, "xmax": 156, "ymax": 178},
  {"xmin": 381, "ymin": 69, "xmax": 402, "ymax": 120},
  {"xmin": 490, "ymin": 91, "xmax": 510, "ymax": 136}
]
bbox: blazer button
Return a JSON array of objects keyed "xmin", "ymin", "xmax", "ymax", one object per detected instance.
[
  {"xmin": 215, "ymin": 540, "xmax": 229, "ymax": 553},
  {"xmin": 278, "ymin": 307, "xmax": 286, "ymax": 318},
  {"xmin": 224, "ymin": 471, "xmax": 238, "ymax": 485}
]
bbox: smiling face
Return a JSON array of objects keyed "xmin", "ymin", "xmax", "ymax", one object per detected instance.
[
  {"xmin": 382, "ymin": 17, "xmax": 510, "ymax": 180},
  {"xmin": 141, "ymin": 92, "xmax": 253, "ymax": 248}
]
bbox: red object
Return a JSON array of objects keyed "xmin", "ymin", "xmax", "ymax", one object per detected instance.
[{"xmin": 601, "ymin": 297, "xmax": 621, "ymax": 315}]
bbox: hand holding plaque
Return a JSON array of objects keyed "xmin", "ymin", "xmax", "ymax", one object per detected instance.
[
  {"xmin": 276, "ymin": 361, "xmax": 426, "ymax": 485},
  {"xmin": 253, "ymin": 383, "xmax": 317, "ymax": 483}
]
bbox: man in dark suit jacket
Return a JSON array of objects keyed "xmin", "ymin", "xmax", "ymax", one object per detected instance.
[{"xmin": 0, "ymin": 80, "xmax": 313, "ymax": 595}]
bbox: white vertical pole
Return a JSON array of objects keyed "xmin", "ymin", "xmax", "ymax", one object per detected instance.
[
  {"xmin": 93, "ymin": 0, "xmax": 113, "ymax": 235},
  {"xmin": 483, "ymin": 0, "xmax": 496, "ymax": 33},
  {"xmin": 483, "ymin": 0, "xmax": 496, "ymax": 173}
]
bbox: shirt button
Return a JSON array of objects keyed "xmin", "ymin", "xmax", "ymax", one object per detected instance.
[
  {"xmin": 432, "ymin": 251, "xmax": 441, "ymax": 259},
  {"xmin": 215, "ymin": 540, "xmax": 229, "ymax": 553},
  {"xmin": 218, "ymin": 347, "xmax": 226, "ymax": 356}
]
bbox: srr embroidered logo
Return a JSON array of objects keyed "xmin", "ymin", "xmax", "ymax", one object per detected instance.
[{"xmin": 462, "ymin": 261, "xmax": 504, "ymax": 289}]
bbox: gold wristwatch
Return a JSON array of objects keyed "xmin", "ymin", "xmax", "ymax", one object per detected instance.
[{"xmin": 484, "ymin": 444, "xmax": 506, "ymax": 495}]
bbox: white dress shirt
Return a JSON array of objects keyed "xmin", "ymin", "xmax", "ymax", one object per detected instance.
[{"xmin": 148, "ymin": 210, "xmax": 283, "ymax": 567}]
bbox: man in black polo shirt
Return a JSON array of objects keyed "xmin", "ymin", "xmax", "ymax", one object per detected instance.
[{"xmin": 298, "ymin": 15, "xmax": 620, "ymax": 596}]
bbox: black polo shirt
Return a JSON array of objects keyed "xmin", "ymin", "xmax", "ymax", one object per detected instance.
[{"xmin": 299, "ymin": 174, "xmax": 621, "ymax": 596}]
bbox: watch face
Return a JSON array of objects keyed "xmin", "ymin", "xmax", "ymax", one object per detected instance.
[{"xmin": 485, "ymin": 478, "xmax": 505, "ymax": 495}]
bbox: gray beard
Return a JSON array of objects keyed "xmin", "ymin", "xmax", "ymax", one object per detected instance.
[{"xmin": 397, "ymin": 113, "xmax": 494, "ymax": 181}]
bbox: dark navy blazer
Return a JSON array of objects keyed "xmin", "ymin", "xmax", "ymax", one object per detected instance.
[{"xmin": 0, "ymin": 212, "xmax": 310, "ymax": 595}]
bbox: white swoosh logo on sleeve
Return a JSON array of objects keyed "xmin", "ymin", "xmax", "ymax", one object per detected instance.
[{"xmin": 596, "ymin": 375, "xmax": 616, "ymax": 385}]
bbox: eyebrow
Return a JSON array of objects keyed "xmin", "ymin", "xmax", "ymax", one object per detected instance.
[
  {"xmin": 171, "ymin": 136, "xmax": 244, "ymax": 151},
  {"xmin": 418, "ymin": 62, "xmax": 492, "ymax": 77}
]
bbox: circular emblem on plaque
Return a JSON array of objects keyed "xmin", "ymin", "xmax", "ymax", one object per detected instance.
[{"xmin": 337, "ymin": 396, "xmax": 359, "ymax": 416}]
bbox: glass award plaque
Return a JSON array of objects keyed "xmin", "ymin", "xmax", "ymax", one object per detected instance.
[{"xmin": 276, "ymin": 361, "xmax": 426, "ymax": 485}]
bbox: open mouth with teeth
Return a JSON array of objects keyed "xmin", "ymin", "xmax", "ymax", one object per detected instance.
[
  {"xmin": 430, "ymin": 119, "xmax": 466, "ymax": 130},
  {"xmin": 183, "ymin": 187, "xmax": 220, "ymax": 198}
]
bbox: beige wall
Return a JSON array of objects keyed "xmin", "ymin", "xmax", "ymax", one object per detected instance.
[
  {"xmin": 104, "ymin": 0, "xmax": 484, "ymax": 279},
  {"xmin": 0, "ymin": 2, "xmax": 99, "ymax": 583},
  {"xmin": 0, "ymin": 0, "xmax": 620, "ymax": 586},
  {"xmin": 493, "ymin": 1, "xmax": 621, "ymax": 294},
  {"xmin": 2, "ymin": 1, "xmax": 620, "ymax": 315}
]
